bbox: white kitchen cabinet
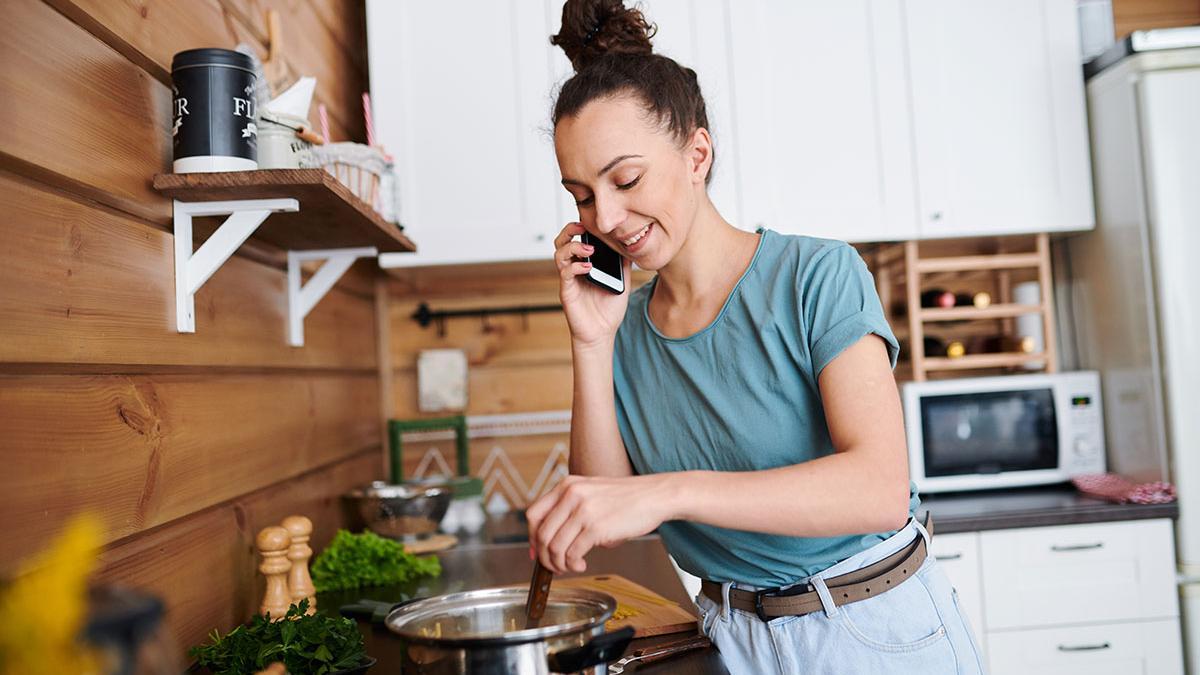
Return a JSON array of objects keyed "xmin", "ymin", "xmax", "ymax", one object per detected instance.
[
  {"xmin": 979, "ymin": 519, "xmax": 1179, "ymax": 630},
  {"xmin": 929, "ymin": 531, "xmax": 987, "ymax": 658},
  {"xmin": 368, "ymin": 0, "xmax": 563, "ymax": 267},
  {"xmin": 988, "ymin": 619, "xmax": 1185, "ymax": 675},
  {"xmin": 904, "ymin": 0, "xmax": 1094, "ymax": 238},
  {"xmin": 368, "ymin": 0, "xmax": 1096, "ymax": 267},
  {"xmin": 726, "ymin": 0, "xmax": 919, "ymax": 242}
]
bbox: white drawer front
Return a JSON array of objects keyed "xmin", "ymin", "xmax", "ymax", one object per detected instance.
[
  {"xmin": 930, "ymin": 531, "xmax": 986, "ymax": 655},
  {"xmin": 980, "ymin": 519, "xmax": 1178, "ymax": 630},
  {"xmin": 988, "ymin": 619, "xmax": 1184, "ymax": 675}
]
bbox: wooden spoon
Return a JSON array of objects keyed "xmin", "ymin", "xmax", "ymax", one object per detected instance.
[{"xmin": 524, "ymin": 557, "xmax": 553, "ymax": 629}]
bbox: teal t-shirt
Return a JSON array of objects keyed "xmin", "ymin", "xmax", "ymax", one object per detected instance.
[{"xmin": 612, "ymin": 228, "xmax": 919, "ymax": 587}]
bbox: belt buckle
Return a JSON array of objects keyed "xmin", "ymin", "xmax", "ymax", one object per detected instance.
[{"xmin": 752, "ymin": 582, "xmax": 811, "ymax": 623}]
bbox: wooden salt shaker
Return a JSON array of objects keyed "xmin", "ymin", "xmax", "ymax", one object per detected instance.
[
  {"xmin": 282, "ymin": 515, "xmax": 317, "ymax": 614},
  {"xmin": 256, "ymin": 526, "xmax": 293, "ymax": 620}
]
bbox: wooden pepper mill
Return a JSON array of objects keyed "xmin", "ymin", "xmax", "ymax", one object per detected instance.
[
  {"xmin": 281, "ymin": 515, "xmax": 317, "ymax": 614},
  {"xmin": 256, "ymin": 526, "xmax": 293, "ymax": 620}
]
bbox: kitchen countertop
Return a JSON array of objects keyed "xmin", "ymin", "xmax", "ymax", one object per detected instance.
[
  {"xmin": 917, "ymin": 484, "xmax": 1179, "ymax": 534},
  {"xmin": 332, "ymin": 535, "xmax": 727, "ymax": 674},
  {"xmin": 334, "ymin": 485, "xmax": 1177, "ymax": 671}
]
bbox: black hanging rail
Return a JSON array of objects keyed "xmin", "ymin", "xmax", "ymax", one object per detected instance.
[{"xmin": 411, "ymin": 301, "xmax": 563, "ymax": 337}]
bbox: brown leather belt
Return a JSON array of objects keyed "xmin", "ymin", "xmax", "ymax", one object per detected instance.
[{"xmin": 701, "ymin": 516, "xmax": 932, "ymax": 622}]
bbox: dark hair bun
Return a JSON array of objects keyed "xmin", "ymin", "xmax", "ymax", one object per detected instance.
[{"xmin": 551, "ymin": 0, "xmax": 655, "ymax": 72}]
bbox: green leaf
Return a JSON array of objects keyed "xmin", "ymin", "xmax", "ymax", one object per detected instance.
[{"xmin": 311, "ymin": 529, "xmax": 442, "ymax": 592}]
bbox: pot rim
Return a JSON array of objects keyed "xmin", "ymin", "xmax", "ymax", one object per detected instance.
[{"xmin": 384, "ymin": 586, "xmax": 616, "ymax": 648}]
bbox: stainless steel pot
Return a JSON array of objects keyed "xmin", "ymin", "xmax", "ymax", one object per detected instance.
[{"xmin": 384, "ymin": 587, "xmax": 634, "ymax": 674}]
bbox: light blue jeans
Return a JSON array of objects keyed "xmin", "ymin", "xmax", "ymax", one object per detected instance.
[{"xmin": 695, "ymin": 519, "xmax": 986, "ymax": 674}]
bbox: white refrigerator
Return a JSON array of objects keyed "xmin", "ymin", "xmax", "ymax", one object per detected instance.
[{"xmin": 1064, "ymin": 29, "xmax": 1200, "ymax": 673}]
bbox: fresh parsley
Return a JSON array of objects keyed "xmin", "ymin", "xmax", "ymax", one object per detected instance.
[
  {"xmin": 189, "ymin": 600, "xmax": 366, "ymax": 674},
  {"xmin": 310, "ymin": 529, "xmax": 441, "ymax": 593}
]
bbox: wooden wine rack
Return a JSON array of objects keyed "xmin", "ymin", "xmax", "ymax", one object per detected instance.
[{"xmin": 871, "ymin": 233, "xmax": 1058, "ymax": 382}]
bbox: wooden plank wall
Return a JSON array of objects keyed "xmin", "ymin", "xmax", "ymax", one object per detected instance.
[
  {"xmin": 1112, "ymin": 0, "xmax": 1200, "ymax": 37},
  {"xmin": 0, "ymin": 0, "xmax": 383, "ymax": 660}
]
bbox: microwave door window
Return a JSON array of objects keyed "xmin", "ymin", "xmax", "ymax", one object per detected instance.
[{"xmin": 919, "ymin": 389, "xmax": 1059, "ymax": 478}]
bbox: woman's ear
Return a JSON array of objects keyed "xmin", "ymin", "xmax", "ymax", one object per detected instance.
[{"xmin": 685, "ymin": 127, "xmax": 714, "ymax": 185}]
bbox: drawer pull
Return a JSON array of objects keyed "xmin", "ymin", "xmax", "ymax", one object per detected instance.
[
  {"xmin": 934, "ymin": 553, "xmax": 963, "ymax": 561},
  {"xmin": 1057, "ymin": 642, "xmax": 1111, "ymax": 652},
  {"xmin": 1050, "ymin": 542, "xmax": 1104, "ymax": 552}
]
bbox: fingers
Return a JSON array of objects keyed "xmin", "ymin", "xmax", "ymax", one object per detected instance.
[
  {"xmin": 552, "ymin": 221, "xmax": 586, "ymax": 250},
  {"xmin": 546, "ymin": 512, "xmax": 585, "ymax": 574},
  {"xmin": 524, "ymin": 483, "xmax": 563, "ymax": 552},
  {"xmin": 555, "ymin": 240, "xmax": 594, "ymax": 267}
]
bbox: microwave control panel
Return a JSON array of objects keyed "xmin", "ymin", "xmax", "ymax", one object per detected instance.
[{"xmin": 1058, "ymin": 373, "xmax": 1105, "ymax": 473}]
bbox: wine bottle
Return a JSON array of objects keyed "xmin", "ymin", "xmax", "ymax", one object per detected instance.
[{"xmin": 920, "ymin": 289, "xmax": 956, "ymax": 309}]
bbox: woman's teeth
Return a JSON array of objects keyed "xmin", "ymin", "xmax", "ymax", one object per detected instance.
[{"xmin": 623, "ymin": 223, "xmax": 651, "ymax": 246}]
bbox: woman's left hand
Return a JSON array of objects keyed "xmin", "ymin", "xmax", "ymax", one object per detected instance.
[{"xmin": 526, "ymin": 474, "xmax": 674, "ymax": 574}]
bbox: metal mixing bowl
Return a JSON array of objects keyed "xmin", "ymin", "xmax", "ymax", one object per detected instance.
[{"xmin": 344, "ymin": 481, "xmax": 453, "ymax": 540}]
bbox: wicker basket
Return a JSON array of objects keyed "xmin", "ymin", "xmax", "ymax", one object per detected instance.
[{"xmin": 309, "ymin": 142, "xmax": 387, "ymax": 211}]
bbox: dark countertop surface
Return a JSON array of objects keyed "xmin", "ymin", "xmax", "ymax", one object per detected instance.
[{"xmin": 917, "ymin": 484, "xmax": 1179, "ymax": 534}]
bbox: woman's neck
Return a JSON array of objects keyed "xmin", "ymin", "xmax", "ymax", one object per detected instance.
[{"xmin": 655, "ymin": 199, "xmax": 758, "ymax": 310}]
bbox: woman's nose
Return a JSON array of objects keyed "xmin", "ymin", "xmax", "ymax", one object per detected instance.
[{"xmin": 592, "ymin": 193, "xmax": 626, "ymax": 235}]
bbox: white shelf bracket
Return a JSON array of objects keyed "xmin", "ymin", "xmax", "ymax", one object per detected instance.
[
  {"xmin": 174, "ymin": 198, "xmax": 299, "ymax": 333},
  {"xmin": 287, "ymin": 247, "xmax": 378, "ymax": 347}
]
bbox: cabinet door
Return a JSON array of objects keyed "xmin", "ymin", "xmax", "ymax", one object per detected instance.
[
  {"xmin": 980, "ymin": 519, "xmax": 1179, "ymax": 630},
  {"xmin": 930, "ymin": 532, "xmax": 986, "ymax": 657},
  {"xmin": 904, "ymin": 0, "xmax": 1094, "ymax": 238},
  {"xmin": 368, "ymin": 0, "xmax": 560, "ymax": 266},
  {"xmin": 727, "ymin": 0, "xmax": 918, "ymax": 242},
  {"xmin": 987, "ymin": 619, "xmax": 1185, "ymax": 675}
]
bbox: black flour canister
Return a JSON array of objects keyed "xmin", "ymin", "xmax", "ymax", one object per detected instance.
[{"xmin": 171, "ymin": 48, "xmax": 258, "ymax": 172}]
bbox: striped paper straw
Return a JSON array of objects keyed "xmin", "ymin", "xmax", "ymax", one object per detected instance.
[
  {"xmin": 362, "ymin": 91, "xmax": 376, "ymax": 147},
  {"xmin": 318, "ymin": 103, "xmax": 330, "ymax": 144}
]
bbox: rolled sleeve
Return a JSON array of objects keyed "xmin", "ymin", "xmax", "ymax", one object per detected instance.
[{"xmin": 801, "ymin": 243, "xmax": 899, "ymax": 378}]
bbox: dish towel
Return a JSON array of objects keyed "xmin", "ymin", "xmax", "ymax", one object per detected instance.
[{"xmin": 1073, "ymin": 473, "xmax": 1177, "ymax": 504}]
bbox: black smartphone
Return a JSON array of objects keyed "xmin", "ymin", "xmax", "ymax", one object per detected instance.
[{"xmin": 581, "ymin": 232, "xmax": 625, "ymax": 294}]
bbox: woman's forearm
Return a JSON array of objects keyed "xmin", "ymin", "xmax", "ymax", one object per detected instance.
[
  {"xmin": 569, "ymin": 340, "xmax": 634, "ymax": 477},
  {"xmin": 660, "ymin": 447, "xmax": 911, "ymax": 537}
]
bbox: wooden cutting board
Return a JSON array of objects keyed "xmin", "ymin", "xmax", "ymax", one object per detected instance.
[{"xmin": 555, "ymin": 574, "xmax": 698, "ymax": 638}]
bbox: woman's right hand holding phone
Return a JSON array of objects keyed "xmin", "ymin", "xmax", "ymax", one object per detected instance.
[{"xmin": 554, "ymin": 222, "xmax": 632, "ymax": 351}]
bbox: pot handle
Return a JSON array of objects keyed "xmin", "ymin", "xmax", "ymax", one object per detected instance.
[{"xmin": 547, "ymin": 626, "xmax": 635, "ymax": 673}]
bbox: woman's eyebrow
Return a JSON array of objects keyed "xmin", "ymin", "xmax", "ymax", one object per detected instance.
[{"xmin": 561, "ymin": 154, "xmax": 644, "ymax": 186}]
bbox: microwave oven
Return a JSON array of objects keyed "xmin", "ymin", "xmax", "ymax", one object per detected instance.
[{"xmin": 902, "ymin": 371, "xmax": 1105, "ymax": 493}]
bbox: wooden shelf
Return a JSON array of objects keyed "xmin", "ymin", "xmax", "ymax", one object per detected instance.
[
  {"xmin": 153, "ymin": 169, "xmax": 416, "ymax": 253},
  {"xmin": 918, "ymin": 303, "xmax": 1043, "ymax": 322},
  {"xmin": 915, "ymin": 252, "xmax": 1041, "ymax": 273},
  {"xmin": 923, "ymin": 352, "xmax": 1048, "ymax": 371}
]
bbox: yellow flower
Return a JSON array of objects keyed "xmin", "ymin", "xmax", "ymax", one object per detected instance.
[{"xmin": 0, "ymin": 515, "xmax": 105, "ymax": 675}]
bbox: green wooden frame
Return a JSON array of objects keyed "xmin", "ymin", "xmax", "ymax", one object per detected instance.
[{"xmin": 387, "ymin": 415, "xmax": 469, "ymax": 483}]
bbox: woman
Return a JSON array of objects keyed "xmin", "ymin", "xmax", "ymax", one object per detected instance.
[{"xmin": 526, "ymin": 1, "xmax": 984, "ymax": 672}]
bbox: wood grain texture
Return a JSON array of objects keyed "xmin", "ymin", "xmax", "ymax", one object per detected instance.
[
  {"xmin": 0, "ymin": 171, "xmax": 377, "ymax": 369},
  {"xmin": 153, "ymin": 170, "xmax": 416, "ymax": 253},
  {"xmin": 220, "ymin": 0, "xmax": 369, "ymax": 142},
  {"xmin": 93, "ymin": 448, "xmax": 381, "ymax": 659},
  {"xmin": 1112, "ymin": 0, "xmax": 1200, "ymax": 38},
  {"xmin": 0, "ymin": 0, "xmax": 173, "ymax": 223},
  {"xmin": 0, "ymin": 372, "xmax": 379, "ymax": 571},
  {"xmin": 393, "ymin": 362, "xmax": 574, "ymax": 418},
  {"xmin": 43, "ymin": 0, "xmax": 357, "ymax": 141}
]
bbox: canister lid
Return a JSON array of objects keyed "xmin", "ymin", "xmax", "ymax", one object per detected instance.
[{"xmin": 172, "ymin": 48, "xmax": 255, "ymax": 73}]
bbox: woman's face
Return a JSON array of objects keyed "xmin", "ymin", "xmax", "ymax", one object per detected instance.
[{"xmin": 554, "ymin": 94, "xmax": 709, "ymax": 271}]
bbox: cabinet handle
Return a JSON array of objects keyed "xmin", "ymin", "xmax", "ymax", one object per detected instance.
[
  {"xmin": 934, "ymin": 553, "xmax": 963, "ymax": 561},
  {"xmin": 535, "ymin": 233, "xmax": 546, "ymax": 242},
  {"xmin": 929, "ymin": 211, "xmax": 943, "ymax": 221},
  {"xmin": 1050, "ymin": 542, "xmax": 1104, "ymax": 552},
  {"xmin": 1057, "ymin": 642, "xmax": 1111, "ymax": 652}
]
